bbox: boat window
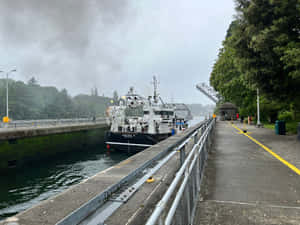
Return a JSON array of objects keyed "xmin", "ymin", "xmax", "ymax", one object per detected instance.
[
  {"xmin": 125, "ymin": 105, "xmax": 144, "ymax": 117},
  {"xmin": 144, "ymin": 111, "xmax": 149, "ymax": 115},
  {"xmin": 156, "ymin": 111, "xmax": 174, "ymax": 116}
]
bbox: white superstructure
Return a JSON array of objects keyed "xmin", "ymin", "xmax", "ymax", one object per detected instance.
[{"xmin": 107, "ymin": 84, "xmax": 176, "ymax": 135}]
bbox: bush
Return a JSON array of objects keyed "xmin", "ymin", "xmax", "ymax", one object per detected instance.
[
  {"xmin": 278, "ymin": 111, "xmax": 293, "ymax": 122},
  {"xmin": 286, "ymin": 121, "xmax": 298, "ymax": 134}
]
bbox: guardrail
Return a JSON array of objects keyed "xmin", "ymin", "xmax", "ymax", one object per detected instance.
[
  {"xmin": 146, "ymin": 118, "xmax": 215, "ymax": 225},
  {"xmin": 0, "ymin": 117, "xmax": 106, "ymax": 129},
  {"xmin": 54, "ymin": 118, "xmax": 215, "ymax": 225}
]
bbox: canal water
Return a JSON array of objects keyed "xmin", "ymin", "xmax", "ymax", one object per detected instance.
[
  {"xmin": 0, "ymin": 116, "xmax": 204, "ymax": 221},
  {"xmin": 0, "ymin": 146, "xmax": 128, "ymax": 221}
]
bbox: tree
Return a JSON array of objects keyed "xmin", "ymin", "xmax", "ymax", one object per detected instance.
[
  {"xmin": 231, "ymin": 0, "xmax": 300, "ymax": 104},
  {"xmin": 113, "ymin": 90, "xmax": 119, "ymax": 104},
  {"xmin": 27, "ymin": 77, "xmax": 38, "ymax": 86},
  {"xmin": 94, "ymin": 87, "xmax": 98, "ymax": 97},
  {"xmin": 91, "ymin": 87, "xmax": 99, "ymax": 97},
  {"xmin": 211, "ymin": 0, "xmax": 300, "ymax": 121},
  {"xmin": 210, "ymin": 36, "xmax": 256, "ymax": 116}
]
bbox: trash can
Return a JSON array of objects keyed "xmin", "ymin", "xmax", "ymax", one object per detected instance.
[{"xmin": 275, "ymin": 120, "xmax": 286, "ymax": 135}]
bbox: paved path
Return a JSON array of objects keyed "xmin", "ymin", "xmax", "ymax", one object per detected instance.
[{"xmin": 194, "ymin": 121, "xmax": 300, "ymax": 225}]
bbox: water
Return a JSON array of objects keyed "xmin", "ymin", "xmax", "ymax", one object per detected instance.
[
  {"xmin": 188, "ymin": 116, "xmax": 205, "ymax": 127},
  {"xmin": 0, "ymin": 146, "xmax": 128, "ymax": 220}
]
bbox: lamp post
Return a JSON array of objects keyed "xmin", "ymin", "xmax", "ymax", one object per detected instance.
[
  {"xmin": 0, "ymin": 69, "xmax": 17, "ymax": 119},
  {"xmin": 257, "ymin": 88, "xmax": 261, "ymax": 127}
]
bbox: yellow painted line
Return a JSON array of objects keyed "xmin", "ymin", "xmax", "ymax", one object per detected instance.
[
  {"xmin": 230, "ymin": 123, "xmax": 300, "ymax": 176},
  {"xmin": 237, "ymin": 131, "xmax": 252, "ymax": 134}
]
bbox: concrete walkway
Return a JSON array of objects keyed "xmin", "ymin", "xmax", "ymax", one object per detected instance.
[{"xmin": 194, "ymin": 121, "xmax": 300, "ymax": 225}]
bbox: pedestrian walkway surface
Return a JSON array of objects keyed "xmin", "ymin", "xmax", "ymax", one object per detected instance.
[{"xmin": 194, "ymin": 121, "xmax": 300, "ymax": 225}]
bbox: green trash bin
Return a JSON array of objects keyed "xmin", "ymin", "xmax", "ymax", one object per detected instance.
[{"xmin": 275, "ymin": 120, "xmax": 286, "ymax": 135}]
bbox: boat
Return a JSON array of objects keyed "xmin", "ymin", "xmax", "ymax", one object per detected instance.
[{"xmin": 105, "ymin": 76, "xmax": 188, "ymax": 153}]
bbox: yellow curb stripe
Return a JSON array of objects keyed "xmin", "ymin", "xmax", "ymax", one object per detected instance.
[{"xmin": 231, "ymin": 123, "xmax": 300, "ymax": 176}]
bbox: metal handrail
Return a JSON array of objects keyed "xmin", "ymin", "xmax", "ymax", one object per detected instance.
[
  {"xmin": 146, "ymin": 118, "xmax": 215, "ymax": 225},
  {"xmin": 0, "ymin": 117, "xmax": 106, "ymax": 129},
  {"xmin": 165, "ymin": 130, "xmax": 208, "ymax": 225}
]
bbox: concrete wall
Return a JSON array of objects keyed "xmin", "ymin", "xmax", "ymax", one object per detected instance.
[
  {"xmin": 0, "ymin": 122, "xmax": 107, "ymax": 141},
  {"xmin": 0, "ymin": 123, "xmax": 108, "ymax": 172}
]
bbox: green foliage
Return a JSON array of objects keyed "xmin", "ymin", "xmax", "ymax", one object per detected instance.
[
  {"xmin": 210, "ymin": 34, "xmax": 256, "ymax": 116},
  {"xmin": 210, "ymin": 0, "xmax": 300, "ymax": 122},
  {"xmin": 285, "ymin": 121, "xmax": 299, "ymax": 134},
  {"xmin": 263, "ymin": 123, "xmax": 275, "ymax": 130},
  {"xmin": 0, "ymin": 78, "xmax": 112, "ymax": 120},
  {"xmin": 278, "ymin": 111, "xmax": 293, "ymax": 122},
  {"xmin": 231, "ymin": 0, "xmax": 300, "ymax": 103}
]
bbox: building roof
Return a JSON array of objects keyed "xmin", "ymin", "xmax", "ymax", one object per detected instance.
[{"xmin": 219, "ymin": 102, "xmax": 237, "ymax": 110}]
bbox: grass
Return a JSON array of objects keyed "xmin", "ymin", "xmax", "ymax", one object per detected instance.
[
  {"xmin": 263, "ymin": 121, "xmax": 299, "ymax": 134},
  {"xmin": 264, "ymin": 123, "xmax": 275, "ymax": 130}
]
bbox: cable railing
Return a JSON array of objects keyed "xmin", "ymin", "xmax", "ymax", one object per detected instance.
[{"xmin": 0, "ymin": 117, "xmax": 106, "ymax": 129}]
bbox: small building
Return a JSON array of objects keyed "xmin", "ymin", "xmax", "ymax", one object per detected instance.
[{"xmin": 219, "ymin": 102, "xmax": 238, "ymax": 121}]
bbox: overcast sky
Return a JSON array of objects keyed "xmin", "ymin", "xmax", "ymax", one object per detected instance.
[{"xmin": 0, "ymin": 0, "xmax": 235, "ymax": 105}]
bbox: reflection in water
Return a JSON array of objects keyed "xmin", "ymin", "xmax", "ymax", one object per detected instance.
[{"xmin": 0, "ymin": 147, "xmax": 128, "ymax": 220}]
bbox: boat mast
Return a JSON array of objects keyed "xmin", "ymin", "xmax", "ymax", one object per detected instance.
[{"xmin": 152, "ymin": 76, "xmax": 159, "ymax": 104}]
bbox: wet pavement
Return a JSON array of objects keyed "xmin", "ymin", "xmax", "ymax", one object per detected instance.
[{"xmin": 194, "ymin": 121, "xmax": 300, "ymax": 225}]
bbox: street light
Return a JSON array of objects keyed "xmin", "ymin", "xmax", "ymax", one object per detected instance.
[
  {"xmin": 257, "ymin": 88, "xmax": 261, "ymax": 127},
  {"xmin": 0, "ymin": 69, "xmax": 17, "ymax": 119}
]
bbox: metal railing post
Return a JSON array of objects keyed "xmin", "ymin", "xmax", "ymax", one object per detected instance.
[
  {"xmin": 196, "ymin": 152, "xmax": 200, "ymax": 192},
  {"xmin": 194, "ymin": 131, "xmax": 198, "ymax": 144},
  {"xmin": 185, "ymin": 168, "xmax": 191, "ymax": 224},
  {"xmin": 158, "ymin": 216, "xmax": 163, "ymax": 225},
  {"xmin": 180, "ymin": 144, "xmax": 186, "ymax": 166}
]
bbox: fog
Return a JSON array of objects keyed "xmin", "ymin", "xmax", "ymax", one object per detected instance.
[{"xmin": 0, "ymin": 0, "xmax": 235, "ymax": 104}]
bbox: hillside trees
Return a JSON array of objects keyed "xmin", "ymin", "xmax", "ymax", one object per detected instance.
[
  {"xmin": 0, "ymin": 78, "xmax": 112, "ymax": 120},
  {"xmin": 232, "ymin": 0, "xmax": 300, "ymax": 102},
  {"xmin": 210, "ymin": 0, "xmax": 300, "ymax": 120}
]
